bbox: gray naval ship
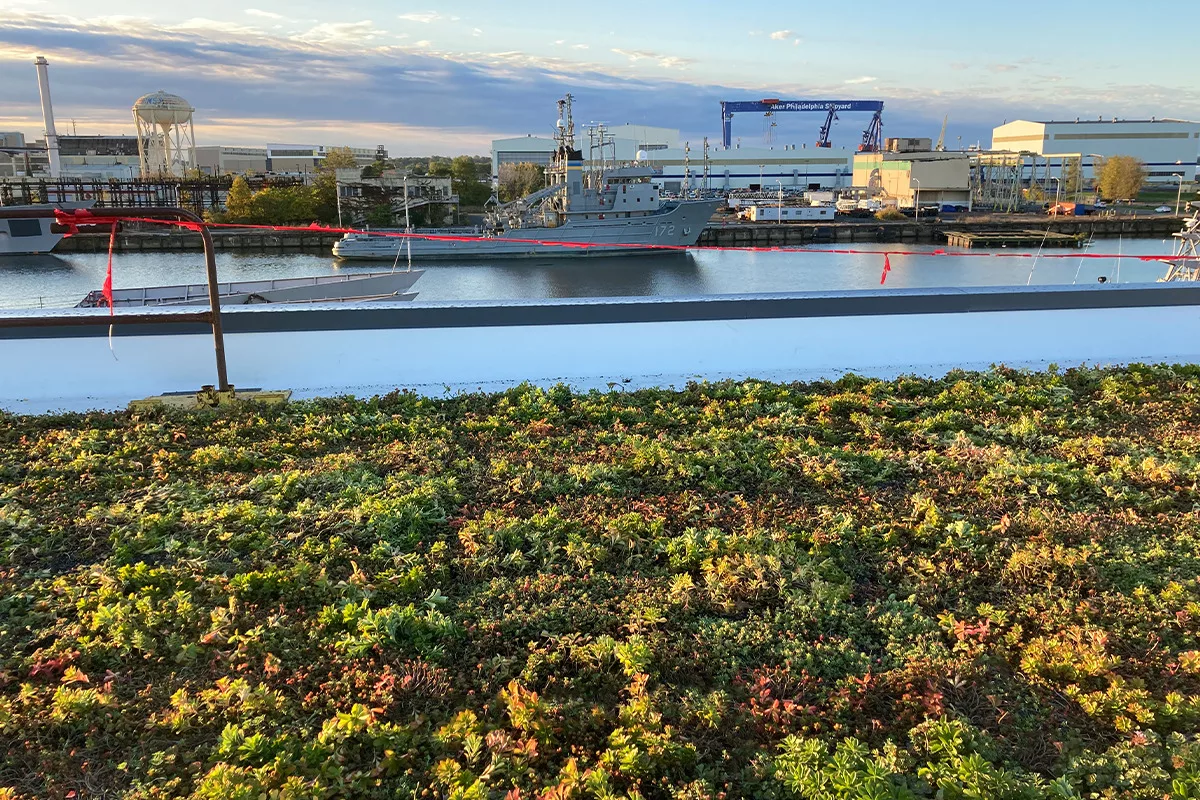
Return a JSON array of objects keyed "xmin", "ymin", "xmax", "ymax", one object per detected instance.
[{"xmin": 333, "ymin": 96, "xmax": 721, "ymax": 261}]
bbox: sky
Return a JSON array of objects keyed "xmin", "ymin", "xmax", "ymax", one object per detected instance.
[{"xmin": 0, "ymin": 0, "xmax": 1196, "ymax": 156}]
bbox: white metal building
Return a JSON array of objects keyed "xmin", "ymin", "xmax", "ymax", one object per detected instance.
[
  {"xmin": 642, "ymin": 145, "xmax": 854, "ymax": 192},
  {"xmin": 492, "ymin": 126, "xmax": 678, "ymax": 179},
  {"xmin": 265, "ymin": 144, "xmax": 384, "ymax": 175},
  {"xmin": 491, "ymin": 132, "xmax": 855, "ymax": 192},
  {"xmin": 991, "ymin": 119, "xmax": 1200, "ymax": 183}
]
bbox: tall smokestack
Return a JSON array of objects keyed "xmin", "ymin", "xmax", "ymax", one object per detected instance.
[{"xmin": 34, "ymin": 56, "xmax": 61, "ymax": 179}]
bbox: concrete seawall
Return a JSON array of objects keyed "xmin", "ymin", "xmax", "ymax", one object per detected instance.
[
  {"xmin": 52, "ymin": 215, "xmax": 1185, "ymax": 254},
  {"xmin": 698, "ymin": 215, "xmax": 1185, "ymax": 247},
  {"xmin": 5, "ymin": 284, "xmax": 1200, "ymax": 414}
]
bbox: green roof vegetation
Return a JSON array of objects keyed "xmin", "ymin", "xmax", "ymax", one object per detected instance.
[{"xmin": 3, "ymin": 365, "xmax": 1200, "ymax": 798}]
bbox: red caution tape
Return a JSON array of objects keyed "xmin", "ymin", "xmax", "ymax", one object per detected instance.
[
  {"xmin": 49, "ymin": 210, "xmax": 1200, "ymax": 263},
  {"xmin": 102, "ymin": 225, "xmax": 115, "ymax": 315}
]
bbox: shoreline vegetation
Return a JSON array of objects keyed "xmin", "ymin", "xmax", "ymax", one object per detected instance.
[{"xmin": 3, "ymin": 366, "xmax": 1200, "ymax": 798}]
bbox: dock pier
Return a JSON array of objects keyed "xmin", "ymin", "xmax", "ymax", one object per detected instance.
[
  {"xmin": 943, "ymin": 230, "xmax": 1084, "ymax": 249},
  {"xmin": 49, "ymin": 215, "xmax": 1185, "ymax": 254}
]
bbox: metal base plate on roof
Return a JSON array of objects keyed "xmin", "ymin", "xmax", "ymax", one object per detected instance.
[{"xmin": 128, "ymin": 385, "xmax": 292, "ymax": 411}]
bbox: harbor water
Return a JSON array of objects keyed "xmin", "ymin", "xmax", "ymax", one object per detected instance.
[{"xmin": 0, "ymin": 239, "xmax": 1179, "ymax": 311}]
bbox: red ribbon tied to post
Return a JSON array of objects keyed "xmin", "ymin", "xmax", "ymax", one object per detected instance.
[{"xmin": 880, "ymin": 253, "xmax": 892, "ymax": 285}]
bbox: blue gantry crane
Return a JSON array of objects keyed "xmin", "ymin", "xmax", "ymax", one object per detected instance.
[
  {"xmin": 720, "ymin": 99, "xmax": 885, "ymax": 151},
  {"xmin": 816, "ymin": 107, "xmax": 839, "ymax": 148}
]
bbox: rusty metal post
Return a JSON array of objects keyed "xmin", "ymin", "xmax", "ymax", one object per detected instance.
[
  {"xmin": 0, "ymin": 205, "xmax": 231, "ymax": 391},
  {"xmin": 196, "ymin": 222, "xmax": 230, "ymax": 390}
]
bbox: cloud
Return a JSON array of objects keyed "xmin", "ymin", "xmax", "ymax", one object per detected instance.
[
  {"xmin": 611, "ymin": 48, "xmax": 695, "ymax": 69},
  {"xmin": 472, "ymin": 28, "xmax": 482, "ymax": 37},
  {"xmin": 991, "ymin": 63, "xmax": 1019, "ymax": 72},
  {"xmin": 572, "ymin": 44, "xmax": 588, "ymax": 50},
  {"xmin": 844, "ymin": 76, "xmax": 877, "ymax": 84},
  {"xmin": 1, "ymin": 9, "xmax": 1197, "ymax": 156},
  {"xmin": 950, "ymin": 62, "xmax": 970, "ymax": 71},
  {"xmin": 292, "ymin": 20, "xmax": 386, "ymax": 43},
  {"xmin": 397, "ymin": 12, "xmax": 444, "ymax": 23},
  {"xmin": 245, "ymin": 9, "xmax": 283, "ymax": 19},
  {"xmin": 769, "ymin": 30, "xmax": 793, "ymax": 40}
]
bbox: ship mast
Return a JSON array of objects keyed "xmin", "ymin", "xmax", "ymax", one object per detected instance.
[
  {"xmin": 1159, "ymin": 213, "xmax": 1200, "ymax": 282},
  {"xmin": 553, "ymin": 94, "xmax": 576, "ymax": 212}
]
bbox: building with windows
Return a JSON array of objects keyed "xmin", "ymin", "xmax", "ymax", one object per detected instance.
[
  {"xmin": 196, "ymin": 146, "xmax": 268, "ymax": 176},
  {"xmin": 492, "ymin": 128, "xmax": 855, "ymax": 192},
  {"xmin": 991, "ymin": 119, "xmax": 1200, "ymax": 183},
  {"xmin": 265, "ymin": 144, "xmax": 385, "ymax": 174},
  {"xmin": 1, "ymin": 134, "xmax": 141, "ymax": 179},
  {"xmin": 642, "ymin": 145, "xmax": 853, "ymax": 192},
  {"xmin": 491, "ymin": 126, "xmax": 678, "ymax": 181},
  {"xmin": 852, "ymin": 151, "xmax": 972, "ymax": 209},
  {"xmin": 55, "ymin": 134, "xmax": 141, "ymax": 179}
]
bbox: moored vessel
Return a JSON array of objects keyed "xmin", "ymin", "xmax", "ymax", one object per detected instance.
[
  {"xmin": 333, "ymin": 95, "xmax": 720, "ymax": 261},
  {"xmin": 77, "ymin": 270, "xmax": 424, "ymax": 308},
  {"xmin": 0, "ymin": 202, "xmax": 92, "ymax": 256}
]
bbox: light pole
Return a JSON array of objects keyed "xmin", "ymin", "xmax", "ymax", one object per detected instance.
[
  {"xmin": 1050, "ymin": 176, "xmax": 1061, "ymax": 213},
  {"xmin": 759, "ymin": 164, "xmax": 764, "ymax": 189},
  {"xmin": 1175, "ymin": 173, "xmax": 1185, "ymax": 216},
  {"xmin": 912, "ymin": 177, "xmax": 921, "ymax": 220},
  {"xmin": 776, "ymin": 179, "xmax": 783, "ymax": 224}
]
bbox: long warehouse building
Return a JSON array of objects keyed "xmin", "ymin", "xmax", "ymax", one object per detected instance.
[
  {"xmin": 492, "ymin": 130, "xmax": 854, "ymax": 191},
  {"xmin": 991, "ymin": 118, "xmax": 1200, "ymax": 182}
]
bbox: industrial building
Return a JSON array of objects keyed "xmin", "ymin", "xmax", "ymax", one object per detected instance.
[
  {"xmin": 265, "ymin": 144, "xmax": 386, "ymax": 175},
  {"xmin": 642, "ymin": 145, "xmax": 853, "ymax": 192},
  {"xmin": 0, "ymin": 134, "xmax": 138, "ymax": 179},
  {"xmin": 491, "ymin": 130, "xmax": 854, "ymax": 192},
  {"xmin": 196, "ymin": 146, "xmax": 268, "ymax": 176},
  {"xmin": 490, "ymin": 124, "xmax": 677, "ymax": 179},
  {"xmin": 852, "ymin": 149, "xmax": 972, "ymax": 209},
  {"xmin": 991, "ymin": 118, "xmax": 1200, "ymax": 183},
  {"xmin": 333, "ymin": 168, "xmax": 457, "ymax": 225}
]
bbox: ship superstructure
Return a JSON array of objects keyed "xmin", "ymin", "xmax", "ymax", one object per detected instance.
[{"xmin": 333, "ymin": 95, "xmax": 720, "ymax": 261}]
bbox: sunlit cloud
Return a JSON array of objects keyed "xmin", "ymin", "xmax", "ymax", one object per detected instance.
[
  {"xmin": 292, "ymin": 20, "xmax": 386, "ymax": 43},
  {"xmin": 397, "ymin": 12, "xmax": 456, "ymax": 23},
  {"xmin": 245, "ymin": 9, "xmax": 282, "ymax": 20},
  {"xmin": 0, "ymin": 9, "xmax": 1196, "ymax": 157},
  {"xmin": 769, "ymin": 30, "xmax": 793, "ymax": 40},
  {"xmin": 611, "ymin": 48, "xmax": 695, "ymax": 70}
]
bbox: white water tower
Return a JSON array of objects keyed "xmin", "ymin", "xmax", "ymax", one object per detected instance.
[{"xmin": 133, "ymin": 91, "xmax": 197, "ymax": 177}]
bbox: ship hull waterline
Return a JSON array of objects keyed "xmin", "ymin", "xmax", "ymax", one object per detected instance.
[{"xmin": 333, "ymin": 200, "xmax": 721, "ymax": 262}]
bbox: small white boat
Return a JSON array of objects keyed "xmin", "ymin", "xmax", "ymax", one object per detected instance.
[
  {"xmin": 77, "ymin": 270, "xmax": 424, "ymax": 308},
  {"xmin": 0, "ymin": 202, "xmax": 93, "ymax": 256}
]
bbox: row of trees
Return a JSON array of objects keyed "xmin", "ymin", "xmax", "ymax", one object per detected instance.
[
  {"xmin": 1026, "ymin": 155, "xmax": 1149, "ymax": 207},
  {"xmin": 207, "ymin": 147, "xmax": 359, "ymax": 226},
  {"xmin": 208, "ymin": 150, "xmax": 508, "ymax": 226}
]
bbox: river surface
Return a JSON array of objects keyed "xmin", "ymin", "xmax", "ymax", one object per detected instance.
[{"xmin": 0, "ymin": 238, "xmax": 1181, "ymax": 310}]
